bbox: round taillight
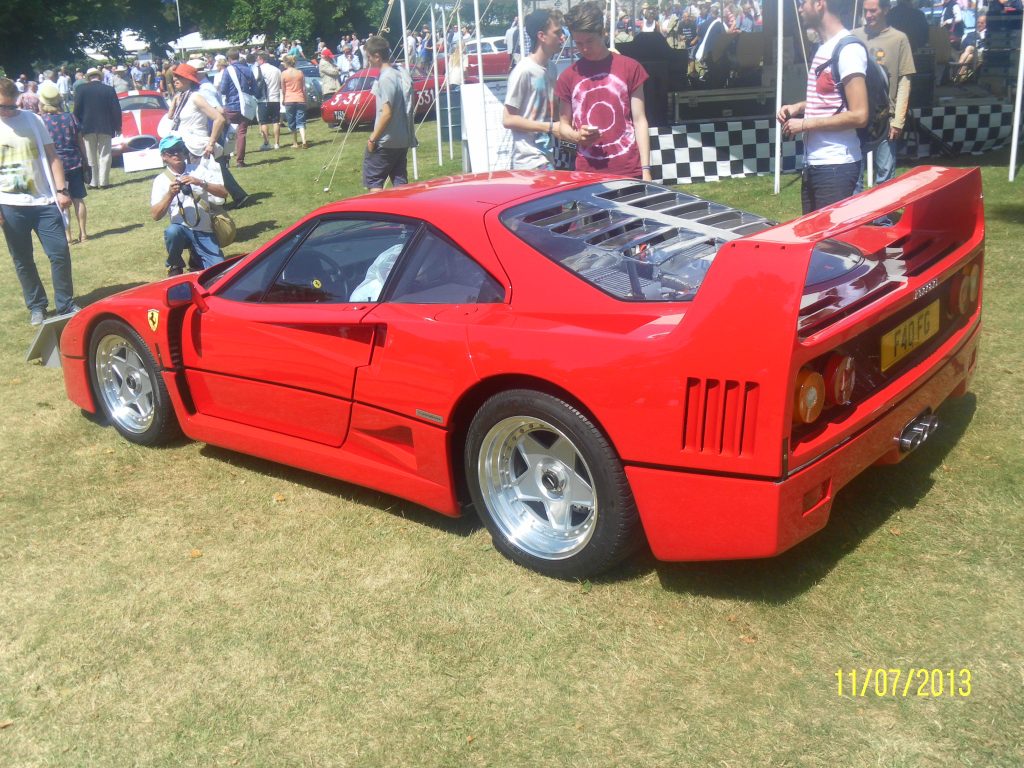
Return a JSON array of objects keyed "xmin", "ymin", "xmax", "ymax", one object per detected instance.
[
  {"xmin": 793, "ymin": 368, "xmax": 825, "ymax": 424},
  {"xmin": 949, "ymin": 272, "xmax": 970, "ymax": 316},
  {"xmin": 824, "ymin": 354, "xmax": 856, "ymax": 406},
  {"xmin": 966, "ymin": 263, "xmax": 980, "ymax": 303}
]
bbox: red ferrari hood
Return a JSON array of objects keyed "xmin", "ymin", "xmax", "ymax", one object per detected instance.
[{"xmin": 120, "ymin": 108, "xmax": 163, "ymax": 138}]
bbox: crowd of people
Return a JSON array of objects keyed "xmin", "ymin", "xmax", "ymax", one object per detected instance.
[{"xmin": 2, "ymin": 0, "xmax": 1019, "ymax": 327}]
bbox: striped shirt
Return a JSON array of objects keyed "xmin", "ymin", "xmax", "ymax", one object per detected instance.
[{"xmin": 804, "ymin": 30, "xmax": 866, "ymax": 165}]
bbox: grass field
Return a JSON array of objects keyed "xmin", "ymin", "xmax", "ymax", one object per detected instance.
[{"xmin": 1, "ymin": 118, "xmax": 1022, "ymax": 766}]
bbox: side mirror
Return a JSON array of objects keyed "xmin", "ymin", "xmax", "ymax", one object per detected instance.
[{"xmin": 166, "ymin": 281, "xmax": 209, "ymax": 312}]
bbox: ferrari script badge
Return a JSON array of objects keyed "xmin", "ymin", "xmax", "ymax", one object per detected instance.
[{"xmin": 147, "ymin": 309, "xmax": 159, "ymax": 332}]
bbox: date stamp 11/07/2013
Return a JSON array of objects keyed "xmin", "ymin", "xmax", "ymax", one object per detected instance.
[{"xmin": 836, "ymin": 668, "xmax": 972, "ymax": 698}]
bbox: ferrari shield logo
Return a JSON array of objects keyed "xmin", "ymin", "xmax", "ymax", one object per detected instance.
[{"xmin": 147, "ymin": 309, "xmax": 159, "ymax": 332}]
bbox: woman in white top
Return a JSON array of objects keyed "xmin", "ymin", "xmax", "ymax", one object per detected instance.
[{"xmin": 166, "ymin": 63, "xmax": 226, "ymax": 160}]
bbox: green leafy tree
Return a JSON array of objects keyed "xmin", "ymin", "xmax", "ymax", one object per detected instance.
[
  {"xmin": 0, "ymin": 0, "xmax": 433, "ymax": 74},
  {"xmin": 0, "ymin": 0, "xmax": 182, "ymax": 74}
]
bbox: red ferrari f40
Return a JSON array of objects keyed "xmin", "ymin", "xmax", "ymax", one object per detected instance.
[{"xmin": 60, "ymin": 169, "xmax": 983, "ymax": 578}]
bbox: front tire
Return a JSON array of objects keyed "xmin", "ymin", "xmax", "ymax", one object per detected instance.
[
  {"xmin": 465, "ymin": 390, "xmax": 641, "ymax": 579},
  {"xmin": 89, "ymin": 319, "xmax": 180, "ymax": 446}
]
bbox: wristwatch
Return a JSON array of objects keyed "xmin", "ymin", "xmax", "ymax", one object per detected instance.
[{"xmin": 56, "ymin": 187, "xmax": 69, "ymax": 195}]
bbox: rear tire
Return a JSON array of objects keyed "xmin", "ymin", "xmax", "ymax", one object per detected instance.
[
  {"xmin": 89, "ymin": 319, "xmax": 180, "ymax": 446},
  {"xmin": 465, "ymin": 390, "xmax": 641, "ymax": 579}
]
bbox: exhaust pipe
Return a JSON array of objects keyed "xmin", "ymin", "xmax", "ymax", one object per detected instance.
[{"xmin": 897, "ymin": 410, "xmax": 939, "ymax": 453}]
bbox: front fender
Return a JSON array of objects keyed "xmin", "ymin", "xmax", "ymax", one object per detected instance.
[{"xmin": 60, "ymin": 275, "xmax": 200, "ymax": 412}]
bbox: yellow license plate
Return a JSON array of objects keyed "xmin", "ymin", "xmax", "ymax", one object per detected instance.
[{"xmin": 881, "ymin": 300, "xmax": 940, "ymax": 371}]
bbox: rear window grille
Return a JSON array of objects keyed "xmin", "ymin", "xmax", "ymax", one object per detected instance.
[{"xmin": 502, "ymin": 180, "xmax": 772, "ymax": 302}]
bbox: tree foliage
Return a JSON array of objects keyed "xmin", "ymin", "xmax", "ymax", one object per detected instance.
[{"xmin": 0, "ymin": 0, "xmax": 517, "ymax": 75}]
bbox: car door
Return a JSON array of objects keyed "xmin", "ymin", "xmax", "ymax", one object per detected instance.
[
  {"xmin": 180, "ymin": 215, "xmax": 419, "ymax": 446},
  {"xmin": 355, "ymin": 225, "xmax": 508, "ymax": 423}
]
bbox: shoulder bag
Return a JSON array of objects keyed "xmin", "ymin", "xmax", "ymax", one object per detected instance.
[{"xmin": 227, "ymin": 65, "xmax": 258, "ymax": 120}]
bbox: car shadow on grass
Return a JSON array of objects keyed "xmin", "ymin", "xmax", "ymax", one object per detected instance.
[
  {"xmin": 622, "ymin": 393, "xmax": 979, "ymax": 601},
  {"xmin": 88, "ymin": 223, "xmax": 144, "ymax": 239},
  {"xmin": 907, "ymin": 144, "xmax": 1012, "ymax": 171},
  {"xmin": 234, "ymin": 219, "xmax": 279, "ymax": 241},
  {"xmin": 107, "ymin": 174, "xmax": 153, "ymax": 188},
  {"xmin": 197, "ymin": 444, "xmax": 483, "ymax": 537},
  {"xmin": 239, "ymin": 157, "xmax": 291, "ymax": 168},
  {"xmin": 77, "ymin": 282, "xmax": 147, "ymax": 305},
  {"xmin": 982, "ymin": 202, "xmax": 1024, "ymax": 226}
]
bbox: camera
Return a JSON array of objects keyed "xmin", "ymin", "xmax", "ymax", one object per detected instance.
[{"xmin": 176, "ymin": 175, "xmax": 192, "ymax": 196}]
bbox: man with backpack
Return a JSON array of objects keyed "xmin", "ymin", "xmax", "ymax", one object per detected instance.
[
  {"xmin": 854, "ymin": 0, "xmax": 914, "ymax": 191},
  {"xmin": 778, "ymin": 0, "xmax": 868, "ymax": 213}
]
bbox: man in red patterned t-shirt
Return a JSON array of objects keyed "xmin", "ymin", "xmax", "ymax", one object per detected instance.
[{"xmin": 556, "ymin": 1, "xmax": 652, "ymax": 180}]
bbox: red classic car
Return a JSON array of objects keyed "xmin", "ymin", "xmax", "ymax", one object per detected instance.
[
  {"xmin": 436, "ymin": 36, "xmax": 511, "ymax": 80},
  {"xmin": 320, "ymin": 68, "xmax": 439, "ymax": 128},
  {"xmin": 112, "ymin": 89, "xmax": 168, "ymax": 158},
  {"xmin": 59, "ymin": 168, "xmax": 983, "ymax": 578}
]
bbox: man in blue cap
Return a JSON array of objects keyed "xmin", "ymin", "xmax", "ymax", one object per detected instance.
[{"xmin": 150, "ymin": 135, "xmax": 228, "ymax": 276}]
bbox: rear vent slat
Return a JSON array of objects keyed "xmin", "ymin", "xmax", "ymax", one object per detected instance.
[{"xmin": 683, "ymin": 377, "xmax": 760, "ymax": 456}]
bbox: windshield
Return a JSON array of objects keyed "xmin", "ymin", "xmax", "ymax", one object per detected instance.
[
  {"xmin": 501, "ymin": 181, "xmax": 773, "ymax": 302},
  {"xmin": 343, "ymin": 76, "xmax": 376, "ymax": 92},
  {"xmin": 119, "ymin": 95, "xmax": 166, "ymax": 111}
]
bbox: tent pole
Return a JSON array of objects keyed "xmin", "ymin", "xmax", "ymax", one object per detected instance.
[
  {"xmin": 518, "ymin": 0, "xmax": 527, "ymax": 60},
  {"xmin": 774, "ymin": 0, "xmax": 784, "ymax": 194},
  {"xmin": 431, "ymin": 4, "xmax": 442, "ymax": 166},
  {"xmin": 1009, "ymin": 11, "xmax": 1024, "ymax": 182},
  {"xmin": 472, "ymin": 0, "xmax": 490, "ymax": 170},
  {"xmin": 399, "ymin": 0, "xmax": 418, "ymax": 179}
]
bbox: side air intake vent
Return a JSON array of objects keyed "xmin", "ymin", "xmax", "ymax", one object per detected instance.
[{"xmin": 683, "ymin": 377, "xmax": 760, "ymax": 456}]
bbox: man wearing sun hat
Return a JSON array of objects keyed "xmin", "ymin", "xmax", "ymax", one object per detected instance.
[
  {"xmin": 110, "ymin": 65, "xmax": 131, "ymax": 94},
  {"xmin": 73, "ymin": 67, "xmax": 120, "ymax": 189},
  {"xmin": 150, "ymin": 134, "xmax": 227, "ymax": 276}
]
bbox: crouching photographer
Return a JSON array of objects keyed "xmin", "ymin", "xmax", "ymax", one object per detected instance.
[{"xmin": 150, "ymin": 134, "xmax": 229, "ymax": 276}]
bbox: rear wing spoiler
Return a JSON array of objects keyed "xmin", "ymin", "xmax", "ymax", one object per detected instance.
[
  {"xmin": 758, "ymin": 165, "xmax": 983, "ymax": 247},
  {"xmin": 672, "ymin": 166, "xmax": 983, "ymax": 476},
  {"xmin": 689, "ymin": 165, "xmax": 985, "ymax": 336}
]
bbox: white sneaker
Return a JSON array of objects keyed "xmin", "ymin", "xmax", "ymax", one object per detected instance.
[{"xmin": 274, "ymin": 143, "xmax": 280, "ymax": 149}]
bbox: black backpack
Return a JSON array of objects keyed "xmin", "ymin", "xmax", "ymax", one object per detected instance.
[
  {"xmin": 814, "ymin": 35, "xmax": 890, "ymax": 153},
  {"xmin": 254, "ymin": 65, "xmax": 268, "ymax": 100}
]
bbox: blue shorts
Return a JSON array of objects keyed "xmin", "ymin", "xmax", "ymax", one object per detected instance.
[
  {"xmin": 65, "ymin": 166, "xmax": 88, "ymax": 200},
  {"xmin": 285, "ymin": 103, "xmax": 306, "ymax": 131}
]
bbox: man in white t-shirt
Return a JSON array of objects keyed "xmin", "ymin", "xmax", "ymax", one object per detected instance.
[
  {"xmin": 777, "ymin": 0, "xmax": 868, "ymax": 213},
  {"xmin": 150, "ymin": 135, "xmax": 228, "ymax": 276},
  {"xmin": 255, "ymin": 51, "xmax": 283, "ymax": 150},
  {"xmin": 0, "ymin": 77, "xmax": 80, "ymax": 325},
  {"xmin": 56, "ymin": 67, "xmax": 72, "ymax": 111},
  {"xmin": 502, "ymin": 10, "xmax": 567, "ymax": 170}
]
